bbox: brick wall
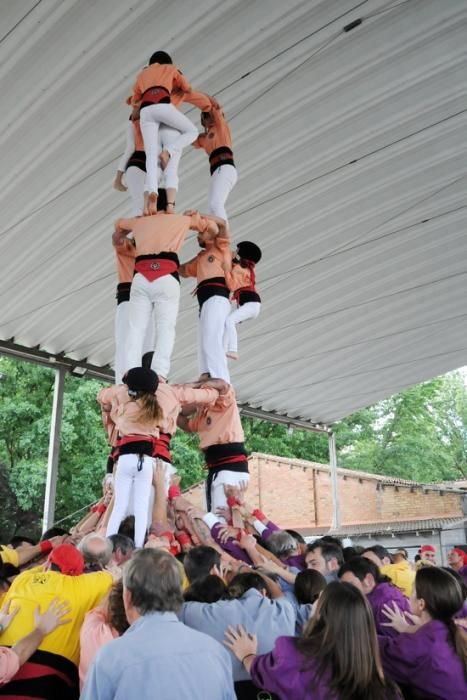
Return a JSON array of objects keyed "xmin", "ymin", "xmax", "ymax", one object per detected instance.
[{"xmin": 182, "ymin": 453, "xmax": 464, "ymax": 530}]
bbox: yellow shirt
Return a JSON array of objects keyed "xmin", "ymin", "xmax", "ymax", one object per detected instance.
[
  {"xmin": 0, "ymin": 546, "xmax": 19, "ymax": 567},
  {"xmin": 1, "ymin": 568, "xmax": 112, "ymax": 666},
  {"xmin": 381, "ymin": 561, "xmax": 415, "ymax": 597}
]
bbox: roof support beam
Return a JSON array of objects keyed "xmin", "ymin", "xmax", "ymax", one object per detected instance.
[{"xmin": 42, "ymin": 366, "xmax": 66, "ymax": 533}]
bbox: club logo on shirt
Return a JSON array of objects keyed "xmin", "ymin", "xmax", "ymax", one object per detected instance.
[
  {"xmin": 150, "ymin": 262, "xmax": 160, "ymax": 270},
  {"xmin": 206, "ymin": 416, "xmax": 212, "ymax": 425},
  {"xmin": 208, "ymin": 132, "xmax": 214, "ymax": 139},
  {"xmin": 208, "ymin": 255, "xmax": 215, "ymax": 263},
  {"xmin": 256, "ymin": 693, "xmax": 273, "ymax": 700}
]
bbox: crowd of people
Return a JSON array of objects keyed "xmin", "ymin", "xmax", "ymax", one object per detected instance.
[
  {"xmin": 1, "ymin": 47, "xmax": 467, "ymax": 700},
  {"xmin": 0, "ymin": 491, "xmax": 466, "ymax": 699}
]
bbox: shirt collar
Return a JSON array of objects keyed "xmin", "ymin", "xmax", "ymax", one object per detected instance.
[{"xmin": 127, "ymin": 611, "xmax": 179, "ymax": 634}]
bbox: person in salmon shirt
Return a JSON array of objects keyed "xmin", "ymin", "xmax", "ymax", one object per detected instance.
[
  {"xmin": 222, "ymin": 240, "xmax": 262, "ymax": 360},
  {"xmin": 178, "ymin": 383, "xmax": 248, "ymax": 513},
  {"xmin": 113, "ymin": 209, "xmax": 223, "ymax": 381},
  {"xmin": 193, "ymin": 99, "xmax": 237, "ymax": 222},
  {"xmin": 131, "ymin": 51, "xmax": 198, "ymax": 214},
  {"xmin": 115, "ymin": 87, "xmax": 212, "ymax": 215},
  {"xmin": 179, "ymin": 220, "xmax": 232, "ymax": 383}
]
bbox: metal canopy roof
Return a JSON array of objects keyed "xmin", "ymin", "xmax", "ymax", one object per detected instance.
[{"xmin": 0, "ymin": 0, "xmax": 466, "ymax": 425}]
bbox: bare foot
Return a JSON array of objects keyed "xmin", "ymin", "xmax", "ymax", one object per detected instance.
[
  {"xmin": 166, "ymin": 202, "xmax": 176, "ymax": 214},
  {"xmin": 143, "ymin": 191, "xmax": 150, "ymax": 216},
  {"xmin": 159, "ymin": 150, "xmax": 171, "ymax": 170},
  {"xmin": 198, "ymin": 372, "xmax": 211, "ymax": 382},
  {"xmin": 147, "ymin": 192, "xmax": 158, "ymax": 215},
  {"xmin": 226, "ymin": 351, "xmax": 239, "ymax": 360}
]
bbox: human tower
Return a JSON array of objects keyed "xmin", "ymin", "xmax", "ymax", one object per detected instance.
[{"xmin": 98, "ymin": 50, "xmax": 262, "ymax": 547}]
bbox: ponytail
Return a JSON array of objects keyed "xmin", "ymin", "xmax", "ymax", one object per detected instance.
[{"xmin": 131, "ymin": 391, "xmax": 163, "ymax": 424}]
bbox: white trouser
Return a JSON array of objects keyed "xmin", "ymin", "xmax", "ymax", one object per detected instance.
[
  {"xmin": 159, "ymin": 125, "xmax": 183, "ymax": 192},
  {"xmin": 198, "ymin": 296, "xmax": 231, "ymax": 382},
  {"xmin": 124, "ymin": 166, "xmax": 146, "ymax": 216},
  {"xmin": 140, "ymin": 104, "xmax": 198, "ymax": 193},
  {"xmin": 208, "ymin": 165, "xmax": 238, "ymax": 222},
  {"xmin": 223, "ymin": 301, "xmax": 261, "ymax": 354},
  {"xmin": 125, "ymin": 458, "xmax": 177, "ymax": 523},
  {"xmin": 208, "ymin": 470, "xmax": 250, "ymax": 516},
  {"xmin": 106, "ymin": 454, "xmax": 154, "ymax": 548},
  {"xmin": 115, "ymin": 300, "xmax": 155, "ymax": 384},
  {"xmin": 126, "ymin": 273, "xmax": 180, "ymax": 379}
]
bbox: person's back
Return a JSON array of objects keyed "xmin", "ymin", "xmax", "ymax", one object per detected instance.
[
  {"xmin": 82, "ymin": 549, "xmax": 235, "ymax": 700},
  {"xmin": 181, "ymin": 581, "xmax": 295, "ymax": 681}
]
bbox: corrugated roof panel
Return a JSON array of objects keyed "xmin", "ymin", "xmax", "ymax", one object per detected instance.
[{"xmin": 0, "ymin": 0, "xmax": 466, "ymax": 423}]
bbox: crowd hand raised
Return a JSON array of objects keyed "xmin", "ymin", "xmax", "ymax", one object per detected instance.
[
  {"xmin": 34, "ymin": 598, "xmax": 72, "ymax": 636},
  {"xmin": 381, "ymin": 602, "xmax": 421, "ymax": 633},
  {"xmin": 113, "ymin": 175, "xmax": 127, "ymax": 192},
  {"xmin": 217, "ymin": 526, "xmax": 241, "ymax": 544},
  {"xmin": 153, "ymin": 459, "xmax": 167, "ymax": 487},
  {"xmin": 224, "ymin": 625, "xmax": 257, "ymax": 662},
  {"xmin": 183, "ymin": 209, "xmax": 198, "ymax": 217},
  {"xmin": 239, "ymin": 532, "xmax": 257, "ymax": 551},
  {"xmin": 0, "ymin": 600, "xmax": 20, "ymax": 633},
  {"xmin": 186, "ymin": 506, "xmax": 206, "ymax": 521},
  {"xmin": 215, "ymin": 506, "xmax": 231, "ymax": 522}
]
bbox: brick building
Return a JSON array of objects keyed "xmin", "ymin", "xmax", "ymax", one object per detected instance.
[{"xmin": 184, "ymin": 453, "xmax": 467, "ymax": 561}]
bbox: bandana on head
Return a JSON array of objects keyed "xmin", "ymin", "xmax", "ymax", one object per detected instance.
[{"xmin": 49, "ymin": 544, "xmax": 84, "ymax": 576}]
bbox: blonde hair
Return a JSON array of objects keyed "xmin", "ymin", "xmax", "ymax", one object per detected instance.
[{"xmin": 132, "ymin": 391, "xmax": 163, "ymax": 424}]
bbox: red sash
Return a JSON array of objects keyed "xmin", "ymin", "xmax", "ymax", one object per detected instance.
[
  {"xmin": 141, "ymin": 86, "xmax": 170, "ymax": 104},
  {"xmin": 152, "ymin": 432, "xmax": 172, "ymax": 462},
  {"xmin": 135, "ymin": 258, "xmax": 178, "ymax": 282},
  {"xmin": 205, "ymin": 454, "xmax": 247, "ymax": 470}
]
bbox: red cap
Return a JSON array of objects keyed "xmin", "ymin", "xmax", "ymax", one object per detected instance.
[
  {"xmin": 420, "ymin": 544, "xmax": 436, "ymax": 554},
  {"xmin": 49, "ymin": 544, "xmax": 84, "ymax": 576}
]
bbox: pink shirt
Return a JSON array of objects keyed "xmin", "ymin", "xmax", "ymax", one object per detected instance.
[
  {"xmin": 187, "ymin": 387, "xmax": 244, "ymax": 449},
  {"xmin": 116, "ymin": 212, "xmax": 210, "ymax": 257},
  {"xmin": 97, "ymin": 385, "xmax": 161, "ymax": 439},
  {"xmin": 0, "ymin": 647, "xmax": 19, "ymax": 686},
  {"xmin": 79, "ymin": 608, "xmax": 118, "ymax": 689},
  {"xmin": 157, "ymin": 384, "xmax": 219, "ymax": 436}
]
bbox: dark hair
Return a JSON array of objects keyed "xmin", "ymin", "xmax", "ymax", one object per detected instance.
[
  {"xmin": 107, "ymin": 579, "xmax": 129, "ymax": 636},
  {"xmin": 184, "ymin": 546, "xmax": 221, "ymax": 583},
  {"xmin": 343, "ymin": 546, "xmax": 358, "ymax": 562},
  {"xmin": 0, "ymin": 563, "xmax": 20, "ymax": 590},
  {"xmin": 415, "ymin": 567, "xmax": 467, "ymax": 671},
  {"xmin": 41, "ymin": 527, "xmax": 69, "ymax": 541},
  {"xmin": 149, "ymin": 51, "xmax": 173, "ymax": 65},
  {"xmin": 184, "ymin": 575, "xmax": 227, "ymax": 603},
  {"xmin": 157, "ymin": 187, "xmax": 168, "ymax": 212},
  {"xmin": 439, "ymin": 566, "xmax": 467, "ymax": 601},
  {"xmin": 338, "ymin": 557, "xmax": 391, "ymax": 585},
  {"xmin": 123, "ymin": 549, "xmax": 183, "ymax": 614},
  {"xmin": 9, "ymin": 535, "xmax": 36, "ymax": 548},
  {"xmin": 118, "ymin": 516, "xmax": 135, "ymax": 542},
  {"xmin": 108, "ymin": 534, "xmax": 135, "ymax": 556},
  {"xmin": 307, "ymin": 541, "xmax": 344, "ymax": 567},
  {"xmin": 228, "ymin": 572, "xmax": 270, "ymax": 599},
  {"xmin": 294, "ymin": 569, "xmax": 326, "ymax": 605},
  {"xmin": 285, "ymin": 529, "xmax": 306, "ymax": 545},
  {"xmin": 296, "ymin": 582, "xmax": 400, "ymax": 699},
  {"xmin": 364, "ymin": 545, "xmax": 392, "ymax": 563},
  {"xmin": 319, "ymin": 535, "xmax": 343, "ymax": 550}
]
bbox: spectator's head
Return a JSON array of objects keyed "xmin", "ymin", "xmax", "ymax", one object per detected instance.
[
  {"xmin": 294, "ymin": 569, "xmax": 326, "ymax": 605},
  {"xmin": 108, "ymin": 534, "xmax": 135, "ymax": 567},
  {"xmin": 297, "ymin": 582, "xmax": 398, "ymax": 698},
  {"xmin": 78, "ymin": 533, "xmax": 113, "ymax": 571},
  {"xmin": 0, "ymin": 563, "xmax": 20, "ymax": 593},
  {"xmin": 184, "ymin": 575, "xmax": 227, "ymax": 603},
  {"xmin": 284, "ymin": 529, "xmax": 306, "ymax": 545},
  {"xmin": 439, "ymin": 567, "xmax": 467, "ymax": 601},
  {"xmin": 40, "ymin": 527, "xmax": 69, "ymax": 541},
  {"xmin": 319, "ymin": 535, "xmax": 343, "ymax": 550},
  {"xmin": 447, "ymin": 548, "xmax": 467, "ymax": 572},
  {"xmin": 412, "ymin": 566, "xmax": 467, "ymax": 670},
  {"xmin": 8, "ymin": 535, "xmax": 36, "ymax": 549},
  {"xmin": 393, "ymin": 548, "xmax": 408, "ymax": 564},
  {"xmin": 343, "ymin": 546, "xmax": 358, "ymax": 562},
  {"xmin": 419, "ymin": 544, "xmax": 437, "ymax": 564},
  {"xmin": 46, "ymin": 544, "xmax": 84, "ymax": 576},
  {"xmin": 266, "ymin": 531, "xmax": 299, "ymax": 560},
  {"xmin": 148, "ymin": 51, "xmax": 173, "ymax": 65},
  {"xmin": 363, "ymin": 545, "xmax": 392, "ymax": 567},
  {"xmin": 123, "ymin": 549, "xmax": 183, "ymax": 623},
  {"xmin": 184, "ymin": 546, "xmax": 221, "ymax": 583},
  {"xmin": 338, "ymin": 556, "xmax": 390, "ymax": 596},
  {"xmin": 305, "ymin": 540, "xmax": 344, "ymax": 575},
  {"xmin": 106, "ymin": 579, "xmax": 130, "ymax": 636},
  {"xmin": 228, "ymin": 572, "xmax": 270, "ymax": 599}
]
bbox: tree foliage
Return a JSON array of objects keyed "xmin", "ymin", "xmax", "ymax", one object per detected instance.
[{"xmin": 0, "ymin": 356, "xmax": 466, "ymax": 540}]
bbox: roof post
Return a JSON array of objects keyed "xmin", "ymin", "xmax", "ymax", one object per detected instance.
[
  {"xmin": 328, "ymin": 430, "xmax": 341, "ymax": 530},
  {"xmin": 42, "ymin": 366, "xmax": 66, "ymax": 533}
]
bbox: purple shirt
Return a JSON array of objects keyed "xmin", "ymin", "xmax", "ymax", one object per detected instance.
[
  {"xmin": 210, "ymin": 523, "xmax": 252, "ymax": 564},
  {"xmin": 367, "ymin": 582, "xmax": 410, "ymax": 637},
  {"xmin": 251, "ymin": 636, "xmax": 399, "ymax": 700},
  {"xmin": 379, "ymin": 619, "xmax": 467, "ymax": 699}
]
